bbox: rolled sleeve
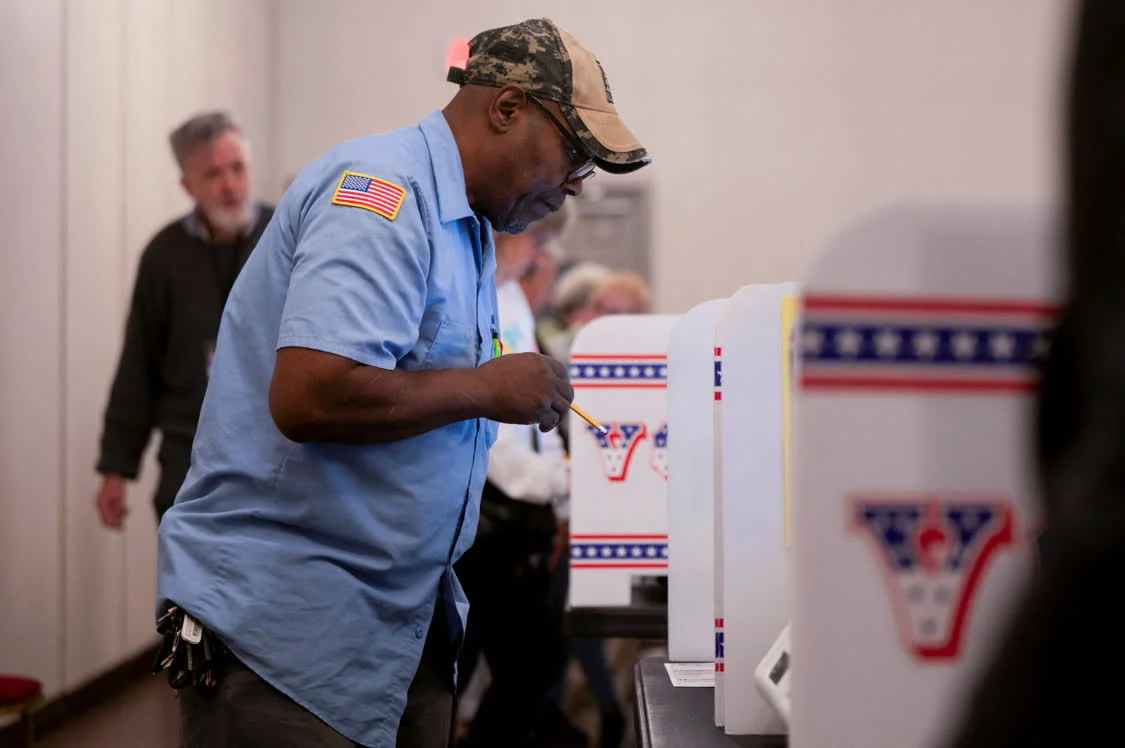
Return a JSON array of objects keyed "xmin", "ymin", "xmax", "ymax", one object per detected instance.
[{"xmin": 278, "ymin": 167, "xmax": 430, "ymax": 370}]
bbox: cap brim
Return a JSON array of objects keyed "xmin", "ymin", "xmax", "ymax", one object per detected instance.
[{"xmin": 563, "ymin": 104, "xmax": 651, "ymax": 175}]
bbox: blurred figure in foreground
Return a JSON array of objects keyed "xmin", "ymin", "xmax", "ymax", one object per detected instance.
[{"xmin": 947, "ymin": 1, "xmax": 1125, "ymax": 745}]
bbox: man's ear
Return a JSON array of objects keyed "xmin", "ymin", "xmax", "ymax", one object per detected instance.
[
  {"xmin": 179, "ymin": 173, "xmax": 193, "ymax": 201},
  {"xmin": 489, "ymin": 85, "xmax": 527, "ymax": 134}
]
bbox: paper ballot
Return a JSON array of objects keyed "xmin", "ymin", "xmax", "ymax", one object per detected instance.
[{"xmin": 665, "ymin": 662, "xmax": 717, "ymax": 688}]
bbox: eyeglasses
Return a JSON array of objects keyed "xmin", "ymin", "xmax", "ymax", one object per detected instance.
[{"xmin": 526, "ymin": 95, "xmax": 597, "ymax": 184}]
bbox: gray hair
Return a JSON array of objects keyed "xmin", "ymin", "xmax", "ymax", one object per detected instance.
[
  {"xmin": 169, "ymin": 111, "xmax": 243, "ymax": 171},
  {"xmin": 552, "ymin": 262, "xmax": 612, "ymax": 319}
]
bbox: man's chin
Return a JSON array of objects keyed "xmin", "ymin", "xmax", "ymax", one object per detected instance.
[
  {"xmin": 494, "ymin": 209, "xmax": 550, "ymax": 235},
  {"xmin": 496, "ymin": 220, "xmax": 530, "ymax": 235},
  {"xmin": 205, "ymin": 205, "xmax": 253, "ymax": 235}
]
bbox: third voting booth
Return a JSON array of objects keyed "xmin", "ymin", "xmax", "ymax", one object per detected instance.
[
  {"xmin": 716, "ymin": 282, "xmax": 798, "ymax": 736},
  {"xmin": 791, "ymin": 202, "xmax": 1056, "ymax": 747}
]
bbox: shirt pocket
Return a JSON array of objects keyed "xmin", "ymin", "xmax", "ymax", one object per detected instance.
[{"xmin": 420, "ymin": 314, "xmax": 479, "ymax": 371}]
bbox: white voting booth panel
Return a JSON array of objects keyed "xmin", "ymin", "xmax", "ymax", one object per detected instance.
[
  {"xmin": 667, "ymin": 298, "xmax": 728, "ymax": 664},
  {"xmin": 716, "ymin": 283, "xmax": 798, "ymax": 736},
  {"xmin": 791, "ymin": 203, "xmax": 1056, "ymax": 748},
  {"xmin": 568, "ymin": 314, "xmax": 679, "ymax": 608},
  {"xmin": 711, "ymin": 284, "xmax": 761, "ymax": 727}
]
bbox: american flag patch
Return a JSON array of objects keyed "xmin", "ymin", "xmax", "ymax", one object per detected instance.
[{"xmin": 331, "ymin": 171, "xmax": 407, "ymax": 220}]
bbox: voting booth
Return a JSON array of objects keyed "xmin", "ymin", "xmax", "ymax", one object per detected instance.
[
  {"xmin": 714, "ymin": 282, "xmax": 798, "ymax": 736},
  {"xmin": 790, "ymin": 202, "xmax": 1056, "ymax": 748},
  {"xmin": 666, "ymin": 298, "xmax": 729, "ymax": 664},
  {"xmin": 709, "ymin": 283, "xmax": 774, "ymax": 726},
  {"xmin": 568, "ymin": 314, "xmax": 680, "ymax": 608}
]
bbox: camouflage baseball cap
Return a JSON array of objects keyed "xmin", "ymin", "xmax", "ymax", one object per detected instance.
[{"xmin": 447, "ymin": 18, "xmax": 650, "ymax": 175}]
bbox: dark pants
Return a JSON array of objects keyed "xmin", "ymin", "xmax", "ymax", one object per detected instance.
[
  {"xmin": 181, "ymin": 606, "xmax": 456, "ymax": 748},
  {"xmin": 545, "ymin": 555, "xmax": 620, "ymax": 711},
  {"xmin": 455, "ymin": 543, "xmax": 567, "ymax": 748}
]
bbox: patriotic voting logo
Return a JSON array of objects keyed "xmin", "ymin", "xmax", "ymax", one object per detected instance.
[
  {"xmin": 587, "ymin": 422, "xmax": 647, "ymax": 482},
  {"xmin": 852, "ymin": 495, "xmax": 1015, "ymax": 661},
  {"xmin": 651, "ymin": 422, "xmax": 669, "ymax": 481}
]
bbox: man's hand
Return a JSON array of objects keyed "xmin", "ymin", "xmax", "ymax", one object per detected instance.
[
  {"xmin": 477, "ymin": 352, "xmax": 573, "ymax": 432},
  {"xmin": 96, "ymin": 474, "xmax": 128, "ymax": 529}
]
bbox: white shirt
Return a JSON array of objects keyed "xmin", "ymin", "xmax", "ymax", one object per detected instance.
[{"xmin": 488, "ymin": 280, "xmax": 570, "ymax": 518}]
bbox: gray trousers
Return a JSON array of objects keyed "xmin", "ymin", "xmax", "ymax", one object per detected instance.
[{"xmin": 180, "ymin": 610, "xmax": 455, "ymax": 748}]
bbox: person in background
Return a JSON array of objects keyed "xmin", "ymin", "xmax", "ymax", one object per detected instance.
[
  {"xmin": 520, "ymin": 244, "xmax": 561, "ymax": 336},
  {"xmin": 456, "ymin": 205, "xmax": 582, "ymax": 748},
  {"xmin": 95, "ymin": 111, "xmax": 274, "ymax": 529},
  {"xmin": 538, "ymin": 261, "xmax": 613, "ymax": 362},
  {"xmin": 590, "ymin": 269, "xmax": 653, "ymax": 317},
  {"xmin": 542, "ymin": 268, "xmax": 655, "ymax": 748}
]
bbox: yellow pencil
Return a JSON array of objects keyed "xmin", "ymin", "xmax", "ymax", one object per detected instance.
[{"xmin": 570, "ymin": 402, "xmax": 608, "ymax": 434}]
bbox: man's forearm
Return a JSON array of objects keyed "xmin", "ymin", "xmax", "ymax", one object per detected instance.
[
  {"xmin": 96, "ymin": 419, "xmax": 151, "ymax": 479},
  {"xmin": 98, "ymin": 359, "xmax": 157, "ymax": 478},
  {"xmin": 273, "ymin": 363, "xmax": 497, "ymax": 444}
]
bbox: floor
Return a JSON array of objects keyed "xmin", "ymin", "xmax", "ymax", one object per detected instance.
[
  {"xmin": 29, "ymin": 640, "xmax": 664, "ymax": 748},
  {"xmin": 35, "ymin": 676, "xmax": 181, "ymax": 748}
]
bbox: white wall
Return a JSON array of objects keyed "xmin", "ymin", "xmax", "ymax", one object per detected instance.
[
  {"xmin": 274, "ymin": 0, "xmax": 1071, "ymax": 313},
  {"xmin": 0, "ymin": 0, "xmax": 274, "ymax": 701},
  {"xmin": 0, "ymin": 0, "xmax": 66, "ymax": 698}
]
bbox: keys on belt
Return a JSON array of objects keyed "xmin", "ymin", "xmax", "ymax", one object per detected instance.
[{"xmin": 153, "ymin": 604, "xmax": 226, "ymax": 691}]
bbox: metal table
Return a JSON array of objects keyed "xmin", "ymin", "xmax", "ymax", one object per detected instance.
[{"xmin": 633, "ymin": 658, "xmax": 787, "ymax": 748}]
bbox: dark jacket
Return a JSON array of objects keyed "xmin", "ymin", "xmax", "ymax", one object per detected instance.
[{"xmin": 96, "ymin": 204, "xmax": 274, "ymax": 514}]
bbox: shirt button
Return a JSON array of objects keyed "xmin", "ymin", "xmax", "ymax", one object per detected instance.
[{"xmin": 414, "ymin": 624, "xmax": 425, "ymax": 639}]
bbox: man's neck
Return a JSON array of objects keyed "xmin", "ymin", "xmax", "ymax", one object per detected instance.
[{"xmin": 441, "ymin": 105, "xmax": 482, "ymax": 213}]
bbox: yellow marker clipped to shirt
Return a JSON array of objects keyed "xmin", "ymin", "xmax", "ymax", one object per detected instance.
[{"xmin": 494, "ymin": 335, "xmax": 607, "ymax": 434}]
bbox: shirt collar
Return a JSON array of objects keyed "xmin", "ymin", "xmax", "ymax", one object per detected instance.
[
  {"xmin": 182, "ymin": 203, "xmax": 261, "ymax": 242},
  {"xmin": 419, "ymin": 111, "xmax": 474, "ymax": 225}
]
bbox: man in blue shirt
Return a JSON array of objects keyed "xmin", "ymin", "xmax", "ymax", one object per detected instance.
[{"xmin": 154, "ymin": 17, "xmax": 649, "ymax": 748}]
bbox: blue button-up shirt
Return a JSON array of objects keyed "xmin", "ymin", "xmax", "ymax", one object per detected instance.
[{"xmin": 156, "ymin": 110, "xmax": 499, "ymax": 748}]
